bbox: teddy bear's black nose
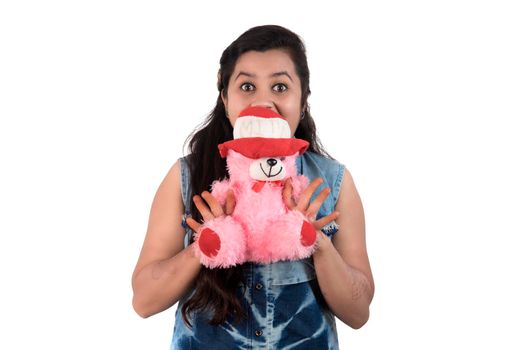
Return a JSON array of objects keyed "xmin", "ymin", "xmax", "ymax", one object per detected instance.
[{"xmin": 267, "ymin": 158, "xmax": 277, "ymax": 167}]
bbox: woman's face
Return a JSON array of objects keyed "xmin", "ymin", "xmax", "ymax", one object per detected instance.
[{"xmin": 222, "ymin": 49, "xmax": 303, "ymax": 136}]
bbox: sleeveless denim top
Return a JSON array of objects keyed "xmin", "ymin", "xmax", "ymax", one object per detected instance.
[{"xmin": 171, "ymin": 151, "xmax": 345, "ymax": 350}]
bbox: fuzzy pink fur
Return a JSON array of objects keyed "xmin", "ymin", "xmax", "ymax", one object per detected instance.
[
  {"xmin": 194, "ymin": 150, "xmax": 317, "ymax": 268},
  {"xmin": 193, "ymin": 216, "xmax": 246, "ymax": 269}
]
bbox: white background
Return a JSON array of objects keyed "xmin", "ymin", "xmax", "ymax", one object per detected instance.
[{"xmin": 1, "ymin": 1, "xmax": 523, "ymax": 349}]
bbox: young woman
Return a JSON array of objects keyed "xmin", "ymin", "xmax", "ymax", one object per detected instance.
[{"xmin": 132, "ymin": 25, "xmax": 374, "ymax": 349}]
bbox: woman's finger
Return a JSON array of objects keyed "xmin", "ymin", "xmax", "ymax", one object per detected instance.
[
  {"xmin": 225, "ymin": 189, "xmax": 236, "ymax": 215},
  {"xmin": 201, "ymin": 191, "xmax": 224, "ymax": 218},
  {"xmin": 306, "ymin": 187, "xmax": 331, "ymax": 219},
  {"xmin": 283, "ymin": 178, "xmax": 297, "ymax": 209},
  {"xmin": 186, "ymin": 217, "xmax": 202, "ymax": 233},
  {"xmin": 297, "ymin": 177, "xmax": 323, "ymax": 212},
  {"xmin": 313, "ymin": 211, "xmax": 339, "ymax": 231},
  {"xmin": 192, "ymin": 194, "xmax": 215, "ymax": 222}
]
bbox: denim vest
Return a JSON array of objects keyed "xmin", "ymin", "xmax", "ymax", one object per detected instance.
[{"xmin": 171, "ymin": 151, "xmax": 345, "ymax": 350}]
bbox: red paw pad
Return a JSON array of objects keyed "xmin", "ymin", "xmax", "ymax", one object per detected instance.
[
  {"xmin": 300, "ymin": 221, "xmax": 317, "ymax": 246},
  {"xmin": 199, "ymin": 228, "xmax": 221, "ymax": 257}
]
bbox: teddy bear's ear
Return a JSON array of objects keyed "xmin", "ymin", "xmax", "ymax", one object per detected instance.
[{"xmin": 223, "ymin": 150, "xmax": 254, "ymax": 180}]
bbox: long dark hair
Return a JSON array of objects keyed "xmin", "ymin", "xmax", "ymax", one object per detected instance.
[{"xmin": 181, "ymin": 24, "xmax": 330, "ymax": 327}]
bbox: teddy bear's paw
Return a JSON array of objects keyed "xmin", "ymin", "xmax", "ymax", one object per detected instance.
[
  {"xmin": 300, "ymin": 220, "xmax": 317, "ymax": 247},
  {"xmin": 194, "ymin": 216, "xmax": 247, "ymax": 269},
  {"xmin": 198, "ymin": 228, "xmax": 221, "ymax": 258}
]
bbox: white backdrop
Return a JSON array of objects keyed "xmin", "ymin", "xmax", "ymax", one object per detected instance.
[{"xmin": 1, "ymin": 1, "xmax": 523, "ymax": 349}]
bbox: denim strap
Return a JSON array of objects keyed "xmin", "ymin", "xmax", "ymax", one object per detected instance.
[{"xmin": 178, "ymin": 157, "xmax": 193, "ymax": 248}]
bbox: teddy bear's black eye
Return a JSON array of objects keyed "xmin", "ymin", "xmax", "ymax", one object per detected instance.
[{"xmin": 280, "ymin": 157, "xmax": 286, "ymax": 161}]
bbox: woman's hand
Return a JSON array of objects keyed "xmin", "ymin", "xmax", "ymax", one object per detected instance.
[
  {"xmin": 186, "ymin": 190, "xmax": 236, "ymax": 233},
  {"xmin": 283, "ymin": 177, "xmax": 339, "ymax": 250}
]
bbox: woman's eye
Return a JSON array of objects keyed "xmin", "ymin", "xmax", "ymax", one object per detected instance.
[
  {"xmin": 273, "ymin": 83, "xmax": 288, "ymax": 92},
  {"xmin": 280, "ymin": 157, "xmax": 286, "ymax": 161},
  {"xmin": 240, "ymin": 83, "xmax": 254, "ymax": 92}
]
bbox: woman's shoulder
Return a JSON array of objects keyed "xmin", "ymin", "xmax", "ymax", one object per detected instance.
[
  {"xmin": 174, "ymin": 156, "xmax": 192, "ymax": 208},
  {"xmin": 300, "ymin": 151, "xmax": 345, "ymax": 234},
  {"xmin": 301, "ymin": 151, "xmax": 345, "ymax": 189},
  {"xmin": 178, "ymin": 154, "xmax": 190, "ymax": 168},
  {"xmin": 302, "ymin": 150, "xmax": 344, "ymax": 169}
]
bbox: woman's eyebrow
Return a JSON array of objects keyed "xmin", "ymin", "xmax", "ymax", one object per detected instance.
[
  {"xmin": 234, "ymin": 71, "xmax": 254, "ymax": 81},
  {"xmin": 272, "ymin": 71, "xmax": 293, "ymax": 81},
  {"xmin": 234, "ymin": 71, "xmax": 294, "ymax": 82}
]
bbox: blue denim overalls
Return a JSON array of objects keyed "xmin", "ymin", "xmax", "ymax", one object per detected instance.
[{"xmin": 171, "ymin": 151, "xmax": 345, "ymax": 350}]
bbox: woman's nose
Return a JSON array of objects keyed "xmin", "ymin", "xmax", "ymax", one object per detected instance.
[{"xmin": 250, "ymin": 91, "xmax": 277, "ymax": 112}]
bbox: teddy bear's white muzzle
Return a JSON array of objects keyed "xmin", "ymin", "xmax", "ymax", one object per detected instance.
[{"xmin": 249, "ymin": 157, "xmax": 287, "ymax": 181}]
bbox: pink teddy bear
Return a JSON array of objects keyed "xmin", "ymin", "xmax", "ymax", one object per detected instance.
[{"xmin": 194, "ymin": 106, "xmax": 318, "ymax": 268}]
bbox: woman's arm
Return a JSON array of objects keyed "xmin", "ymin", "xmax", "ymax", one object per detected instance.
[
  {"xmin": 283, "ymin": 173, "xmax": 374, "ymax": 328},
  {"xmin": 312, "ymin": 168, "xmax": 374, "ymax": 329},
  {"xmin": 131, "ymin": 160, "xmax": 202, "ymax": 318}
]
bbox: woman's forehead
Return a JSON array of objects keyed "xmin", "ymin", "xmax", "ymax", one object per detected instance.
[{"xmin": 233, "ymin": 49, "xmax": 297, "ymax": 76}]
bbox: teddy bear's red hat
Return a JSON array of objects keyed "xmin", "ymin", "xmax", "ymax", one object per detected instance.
[{"xmin": 218, "ymin": 106, "xmax": 309, "ymax": 158}]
